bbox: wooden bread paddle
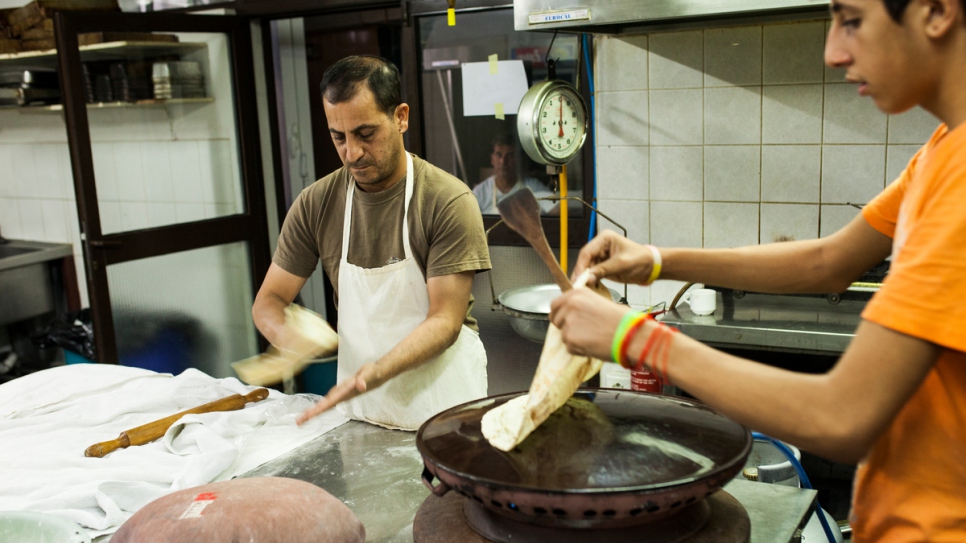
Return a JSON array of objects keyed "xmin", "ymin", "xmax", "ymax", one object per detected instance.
[
  {"xmin": 497, "ymin": 188, "xmax": 573, "ymax": 293},
  {"xmin": 84, "ymin": 388, "xmax": 270, "ymax": 458}
]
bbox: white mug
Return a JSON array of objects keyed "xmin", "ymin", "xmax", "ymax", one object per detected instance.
[{"xmin": 683, "ymin": 288, "xmax": 717, "ymax": 316}]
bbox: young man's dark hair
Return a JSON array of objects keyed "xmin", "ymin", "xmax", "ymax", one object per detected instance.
[
  {"xmin": 490, "ymin": 132, "xmax": 515, "ymax": 150},
  {"xmin": 882, "ymin": 0, "xmax": 966, "ymax": 21},
  {"xmin": 319, "ymin": 55, "xmax": 401, "ymax": 117}
]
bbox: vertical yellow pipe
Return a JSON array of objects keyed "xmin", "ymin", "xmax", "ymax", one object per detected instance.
[{"xmin": 559, "ymin": 165, "xmax": 568, "ymax": 275}]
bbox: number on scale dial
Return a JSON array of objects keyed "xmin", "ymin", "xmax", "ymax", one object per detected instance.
[{"xmin": 539, "ymin": 93, "xmax": 583, "ymax": 159}]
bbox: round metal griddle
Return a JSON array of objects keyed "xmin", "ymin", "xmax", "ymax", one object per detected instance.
[{"xmin": 417, "ymin": 389, "xmax": 751, "ymax": 529}]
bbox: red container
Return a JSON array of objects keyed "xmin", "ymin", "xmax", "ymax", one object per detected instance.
[{"xmin": 630, "ymin": 367, "xmax": 662, "ymax": 393}]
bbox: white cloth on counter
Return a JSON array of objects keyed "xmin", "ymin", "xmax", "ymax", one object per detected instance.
[{"xmin": 0, "ymin": 364, "xmax": 348, "ymax": 535}]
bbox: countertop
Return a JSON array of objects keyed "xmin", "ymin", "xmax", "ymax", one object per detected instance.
[
  {"xmin": 659, "ymin": 291, "xmax": 868, "ymax": 354},
  {"xmin": 0, "ymin": 239, "xmax": 73, "ymax": 271},
  {"xmin": 242, "ymin": 419, "xmax": 817, "ymax": 543}
]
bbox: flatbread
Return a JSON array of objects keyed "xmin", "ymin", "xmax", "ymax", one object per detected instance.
[
  {"xmin": 482, "ymin": 271, "xmax": 610, "ymax": 451},
  {"xmin": 232, "ymin": 305, "xmax": 338, "ymax": 386}
]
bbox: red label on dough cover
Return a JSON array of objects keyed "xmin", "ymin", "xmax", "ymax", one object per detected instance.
[{"xmin": 179, "ymin": 493, "xmax": 219, "ymax": 519}]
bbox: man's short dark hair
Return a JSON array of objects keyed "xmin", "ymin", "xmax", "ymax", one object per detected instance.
[
  {"xmin": 491, "ymin": 132, "xmax": 516, "ymax": 151},
  {"xmin": 320, "ymin": 55, "xmax": 401, "ymax": 117},
  {"xmin": 881, "ymin": 0, "xmax": 966, "ymax": 22}
]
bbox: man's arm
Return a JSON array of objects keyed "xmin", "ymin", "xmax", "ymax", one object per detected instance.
[
  {"xmin": 550, "ymin": 289, "xmax": 940, "ymax": 463},
  {"xmin": 297, "ymin": 270, "xmax": 474, "ymax": 423},
  {"xmin": 577, "ymin": 214, "xmax": 893, "ymax": 294},
  {"xmin": 655, "ymin": 318, "xmax": 939, "ymax": 463},
  {"xmin": 252, "ymin": 263, "xmax": 309, "ymax": 348}
]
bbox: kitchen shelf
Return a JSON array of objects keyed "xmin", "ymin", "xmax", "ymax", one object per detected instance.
[
  {"xmin": 0, "ymin": 40, "xmax": 208, "ymax": 68},
  {"xmin": 13, "ymin": 96, "xmax": 214, "ymax": 113}
]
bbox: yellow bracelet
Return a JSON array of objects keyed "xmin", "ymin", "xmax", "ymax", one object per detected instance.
[{"xmin": 645, "ymin": 244, "xmax": 662, "ymax": 285}]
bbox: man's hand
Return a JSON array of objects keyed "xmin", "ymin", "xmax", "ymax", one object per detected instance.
[
  {"xmin": 573, "ymin": 230, "xmax": 656, "ymax": 286},
  {"xmin": 294, "ymin": 271, "xmax": 474, "ymax": 426},
  {"xmin": 252, "ymin": 263, "xmax": 309, "ymax": 347},
  {"xmin": 296, "ymin": 363, "xmax": 383, "ymax": 425},
  {"xmin": 550, "ymin": 287, "xmax": 633, "ymax": 360}
]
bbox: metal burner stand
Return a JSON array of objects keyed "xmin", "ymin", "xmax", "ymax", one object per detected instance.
[{"xmin": 413, "ymin": 489, "xmax": 750, "ymax": 543}]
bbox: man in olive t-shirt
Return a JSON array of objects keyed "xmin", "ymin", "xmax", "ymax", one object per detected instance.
[{"xmin": 252, "ymin": 55, "xmax": 491, "ymax": 429}]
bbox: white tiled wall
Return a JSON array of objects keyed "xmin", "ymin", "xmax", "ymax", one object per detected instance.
[
  {"xmin": 0, "ymin": 115, "xmax": 86, "ymax": 299},
  {"xmin": 593, "ymin": 19, "xmax": 940, "ymax": 309},
  {"xmin": 0, "ymin": 110, "xmax": 239, "ymax": 308},
  {"xmin": 0, "ymin": 35, "xmax": 242, "ymax": 309}
]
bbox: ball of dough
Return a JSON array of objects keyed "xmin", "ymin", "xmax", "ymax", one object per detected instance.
[{"xmin": 113, "ymin": 477, "xmax": 364, "ymax": 543}]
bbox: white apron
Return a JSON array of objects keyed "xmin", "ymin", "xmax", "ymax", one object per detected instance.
[{"xmin": 336, "ymin": 153, "xmax": 488, "ymax": 430}]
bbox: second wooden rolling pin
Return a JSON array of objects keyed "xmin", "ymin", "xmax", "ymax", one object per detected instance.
[{"xmin": 84, "ymin": 388, "xmax": 270, "ymax": 458}]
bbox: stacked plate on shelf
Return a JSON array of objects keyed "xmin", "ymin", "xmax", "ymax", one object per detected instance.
[
  {"xmin": 152, "ymin": 61, "xmax": 205, "ymax": 100},
  {"xmin": 110, "ymin": 62, "xmax": 154, "ymax": 102}
]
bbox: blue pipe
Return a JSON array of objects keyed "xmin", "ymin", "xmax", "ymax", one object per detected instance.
[
  {"xmin": 752, "ymin": 432, "xmax": 838, "ymax": 543},
  {"xmin": 581, "ymin": 33, "xmax": 597, "ymax": 241}
]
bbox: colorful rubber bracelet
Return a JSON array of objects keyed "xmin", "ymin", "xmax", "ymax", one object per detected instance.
[
  {"xmin": 630, "ymin": 322, "xmax": 663, "ymax": 372},
  {"xmin": 656, "ymin": 326, "xmax": 680, "ymax": 382},
  {"xmin": 619, "ymin": 313, "xmax": 652, "ymax": 367},
  {"xmin": 645, "ymin": 244, "xmax": 662, "ymax": 285},
  {"xmin": 611, "ymin": 311, "xmax": 643, "ymax": 366},
  {"xmin": 631, "ymin": 317, "xmax": 663, "ymax": 373}
]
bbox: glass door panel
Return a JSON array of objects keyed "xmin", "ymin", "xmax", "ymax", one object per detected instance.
[
  {"xmin": 58, "ymin": 12, "xmax": 270, "ymax": 369},
  {"xmin": 81, "ymin": 32, "xmax": 246, "ymax": 234},
  {"xmin": 107, "ymin": 243, "xmax": 256, "ymax": 378}
]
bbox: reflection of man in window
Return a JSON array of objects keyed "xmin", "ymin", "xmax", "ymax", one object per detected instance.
[{"xmin": 473, "ymin": 133, "xmax": 555, "ymax": 215}]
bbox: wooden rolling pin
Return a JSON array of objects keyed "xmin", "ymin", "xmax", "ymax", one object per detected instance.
[{"xmin": 84, "ymin": 388, "xmax": 270, "ymax": 458}]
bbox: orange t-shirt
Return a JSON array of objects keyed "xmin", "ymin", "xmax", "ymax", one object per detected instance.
[{"xmin": 854, "ymin": 123, "xmax": 966, "ymax": 542}]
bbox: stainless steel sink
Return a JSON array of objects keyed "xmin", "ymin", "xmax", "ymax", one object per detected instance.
[
  {"xmin": 0, "ymin": 240, "xmax": 74, "ymax": 326},
  {"xmin": 0, "ymin": 240, "xmax": 72, "ymax": 272},
  {"xmin": 0, "ymin": 245, "xmax": 38, "ymax": 259}
]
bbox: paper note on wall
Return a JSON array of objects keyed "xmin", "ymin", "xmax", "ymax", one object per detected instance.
[{"xmin": 461, "ymin": 60, "xmax": 528, "ymax": 117}]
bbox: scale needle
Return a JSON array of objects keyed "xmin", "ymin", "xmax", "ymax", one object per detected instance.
[{"xmin": 558, "ymin": 102, "xmax": 564, "ymax": 137}]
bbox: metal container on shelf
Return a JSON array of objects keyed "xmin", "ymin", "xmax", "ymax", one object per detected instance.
[
  {"xmin": 151, "ymin": 61, "xmax": 204, "ymax": 99},
  {"xmin": 0, "ymin": 68, "xmax": 60, "ymax": 106},
  {"xmin": 497, "ymin": 283, "xmax": 621, "ymax": 343}
]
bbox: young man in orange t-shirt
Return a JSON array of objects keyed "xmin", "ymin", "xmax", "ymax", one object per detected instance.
[{"xmin": 550, "ymin": 0, "xmax": 966, "ymax": 540}]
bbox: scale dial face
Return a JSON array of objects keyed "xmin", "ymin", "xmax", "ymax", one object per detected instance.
[{"xmin": 517, "ymin": 80, "xmax": 588, "ymax": 166}]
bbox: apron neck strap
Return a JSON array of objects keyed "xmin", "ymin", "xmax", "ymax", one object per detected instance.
[{"xmin": 342, "ymin": 152, "xmax": 415, "ymax": 261}]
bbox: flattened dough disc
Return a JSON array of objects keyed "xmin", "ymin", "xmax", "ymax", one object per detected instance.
[{"xmin": 232, "ymin": 305, "xmax": 338, "ymax": 386}]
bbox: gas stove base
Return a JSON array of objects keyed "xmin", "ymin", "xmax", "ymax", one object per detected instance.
[{"xmin": 413, "ymin": 489, "xmax": 750, "ymax": 543}]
